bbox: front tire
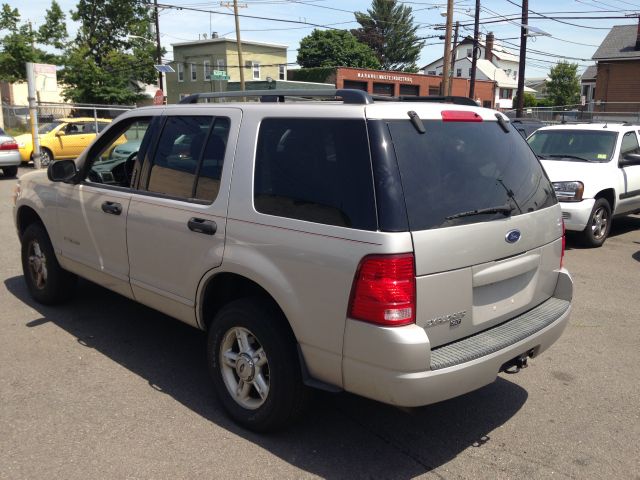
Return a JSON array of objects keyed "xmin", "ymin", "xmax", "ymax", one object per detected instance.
[
  {"xmin": 580, "ymin": 198, "xmax": 612, "ymax": 248},
  {"xmin": 21, "ymin": 223, "xmax": 77, "ymax": 304},
  {"xmin": 207, "ymin": 297, "xmax": 309, "ymax": 432},
  {"xmin": 32, "ymin": 148, "xmax": 53, "ymax": 167}
]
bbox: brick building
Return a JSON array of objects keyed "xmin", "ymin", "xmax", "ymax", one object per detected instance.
[
  {"xmin": 289, "ymin": 67, "xmax": 497, "ymax": 108},
  {"xmin": 592, "ymin": 23, "xmax": 640, "ymax": 112}
]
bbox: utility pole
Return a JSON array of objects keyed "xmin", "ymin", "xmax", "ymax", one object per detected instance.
[
  {"xmin": 469, "ymin": 0, "xmax": 480, "ymax": 100},
  {"xmin": 448, "ymin": 21, "xmax": 460, "ymax": 96},
  {"xmin": 516, "ymin": 0, "xmax": 528, "ymax": 117},
  {"xmin": 233, "ymin": 0, "xmax": 245, "ymax": 91},
  {"xmin": 26, "ymin": 63, "xmax": 41, "ymax": 169},
  {"xmin": 154, "ymin": 0, "xmax": 163, "ymax": 92},
  {"xmin": 441, "ymin": 0, "xmax": 454, "ymax": 96}
]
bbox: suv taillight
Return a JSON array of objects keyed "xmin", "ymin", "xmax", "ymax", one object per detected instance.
[
  {"xmin": 349, "ymin": 253, "xmax": 416, "ymax": 327},
  {"xmin": 0, "ymin": 140, "xmax": 18, "ymax": 150},
  {"xmin": 561, "ymin": 220, "xmax": 566, "ymax": 268}
]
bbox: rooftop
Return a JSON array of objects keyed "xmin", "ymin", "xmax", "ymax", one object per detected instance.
[
  {"xmin": 592, "ymin": 25, "xmax": 640, "ymax": 60},
  {"xmin": 171, "ymin": 37, "xmax": 288, "ymax": 49}
]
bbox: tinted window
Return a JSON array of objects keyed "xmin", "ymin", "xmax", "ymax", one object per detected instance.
[
  {"xmin": 148, "ymin": 116, "xmax": 213, "ymax": 199},
  {"xmin": 619, "ymin": 131, "xmax": 640, "ymax": 159},
  {"xmin": 254, "ymin": 118, "xmax": 377, "ymax": 230},
  {"xmin": 387, "ymin": 120, "xmax": 556, "ymax": 231},
  {"xmin": 0, "ymin": 127, "xmax": 5, "ymax": 136},
  {"xmin": 528, "ymin": 129, "xmax": 617, "ymax": 163},
  {"xmin": 194, "ymin": 118, "xmax": 230, "ymax": 202}
]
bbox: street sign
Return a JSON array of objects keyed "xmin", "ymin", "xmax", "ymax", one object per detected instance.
[
  {"xmin": 210, "ymin": 70, "xmax": 230, "ymax": 81},
  {"xmin": 154, "ymin": 89, "xmax": 164, "ymax": 105}
]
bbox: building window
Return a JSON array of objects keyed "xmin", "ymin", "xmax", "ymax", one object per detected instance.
[
  {"xmin": 456, "ymin": 68, "xmax": 462, "ymax": 77},
  {"xmin": 203, "ymin": 60, "xmax": 211, "ymax": 80},
  {"xmin": 499, "ymin": 88, "xmax": 513, "ymax": 99},
  {"xmin": 372, "ymin": 82, "xmax": 394, "ymax": 96},
  {"xmin": 483, "ymin": 100, "xmax": 492, "ymax": 108},
  {"xmin": 468, "ymin": 68, "xmax": 473, "ymax": 76},
  {"xmin": 177, "ymin": 63, "xmax": 184, "ymax": 82},
  {"xmin": 428, "ymin": 85, "xmax": 440, "ymax": 96},
  {"xmin": 190, "ymin": 63, "xmax": 197, "ymax": 81},
  {"xmin": 253, "ymin": 62, "xmax": 260, "ymax": 80},
  {"xmin": 427, "ymin": 70, "xmax": 436, "ymax": 75},
  {"xmin": 466, "ymin": 48, "xmax": 472, "ymax": 57},
  {"xmin": 279, "ymin": 64, "xmax": 286, "ymax": 80},
  {"xmin": 216, "ymin": 59, "xmax": 225, "ymax": 72},
  {"xmin": 399, "ymin": 84, "xmax": 419, "ymax": 96}
]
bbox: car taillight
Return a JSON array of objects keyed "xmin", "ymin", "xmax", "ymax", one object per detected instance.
[
  {"xmin": 561, "ymin": 219, "xmax": 566, "ymax": 268},
  {"xmin": 441, "ymin": 110, "xmax": 483, "ymax": 122},
  {"xmin": 0, "ymin": 140, "xmax": 18, "ymax": 150},
  {"xmin": 349, "ymin": 253, "xmax": 416, "ymax": 327}
]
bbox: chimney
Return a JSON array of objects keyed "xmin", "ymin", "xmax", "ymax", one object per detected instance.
[{"xmin": 485, "ymin": 32, "xmax": 494, "ymax": 62}]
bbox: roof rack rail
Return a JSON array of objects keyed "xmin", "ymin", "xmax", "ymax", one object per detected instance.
[
  {"xmin": 177, "ymin": 89, "xmax": 374, "ymax": 105},
  {"xmin": 373, "ymin": 95, "xmax": 479, "ymax": 107}
]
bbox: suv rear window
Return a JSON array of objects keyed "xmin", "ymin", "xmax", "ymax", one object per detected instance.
[
  {"xmin": 254, "ymin": 118, "xmax": 377, "ymax": 230},
  {"xmin": 387, "ymin": 119, "xmax": 556, "ymax": 231}
]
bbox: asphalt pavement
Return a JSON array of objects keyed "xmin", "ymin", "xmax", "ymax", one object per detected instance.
[{"xmin": 1, "ymin": 166, "xmax": 639, "ymax": 479}]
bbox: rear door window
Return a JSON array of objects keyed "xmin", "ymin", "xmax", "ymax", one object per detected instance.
[
  {"xmin": 254, "ymin": 118, "xmax": 377, "ymax": 230},
  {"xmin": 387, "ymin": 119, "xmax": 556, "ymax": 231},
  {"xmin": 146, "ymin": 116, "xmax": 230, "ymax": 203}
]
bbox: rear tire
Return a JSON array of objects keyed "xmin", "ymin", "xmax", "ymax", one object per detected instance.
[
  {"xmin": 21, "ymin": 223, "xmax": 77, "ymax": 304},
  {"xmin": 580, "ymin": 198, "xmax": 611, "ymax": 248},
  {"xmin": 2, "ymin": 165, "xmax": 18, "ymax": 177},
  {"xmin": 207, "ymin": 297, "xmax": 309, "ymax": 432}
]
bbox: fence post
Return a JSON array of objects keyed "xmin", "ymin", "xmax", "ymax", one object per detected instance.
[{"xmin": 93, "ymin": 107, "xmax": 98, "ymax": 134}]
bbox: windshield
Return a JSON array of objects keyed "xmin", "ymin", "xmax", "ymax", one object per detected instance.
[
  {"xmin": 528, "ymin": 129, "xmax": 617, "ymax": 162},
  {"xmin": 38, "ymin": 122, "xmax": 63, "ymax": 134},
  {"xmin": 386, "ymin": 119, "xmax": 556, "ymax": 230}
]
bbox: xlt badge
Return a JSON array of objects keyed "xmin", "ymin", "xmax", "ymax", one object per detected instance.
[{"xmin": 425, "ymin": 311, "xmax": 466, "ymax": 328}]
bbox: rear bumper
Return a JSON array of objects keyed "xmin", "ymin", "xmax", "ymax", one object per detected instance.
[
  {"xmin": 0, "ymin": 150, "xmax": 21, "ymax": 166},
  {"xmin": 560, "ymin": 199, "xmax": 594, "ymax": 231},
  {"xmin": 342, "ymin": 270, "xmax": 573, "ymax": 407}
]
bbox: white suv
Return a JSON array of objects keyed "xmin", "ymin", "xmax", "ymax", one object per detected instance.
[
  {"xmin": 14, "ymin": 90, "xmax": 573, "ymax": 431},
  {"xmin": 528, "ymin": 123, "xmax": 640, "ymax": 247}
]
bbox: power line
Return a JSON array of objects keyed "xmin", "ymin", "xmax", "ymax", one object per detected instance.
[{"xmin": 502, "ymin": 0, "xmax": 624, "ymax": 30}]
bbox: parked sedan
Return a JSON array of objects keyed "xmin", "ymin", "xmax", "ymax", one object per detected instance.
[
  {"xmin": 0, "ymin": 127, "xmax": 21, "ymax": 177},
  {"xmin": 14, "ymin": 118, "xmax": 115, "ymax": 166}
]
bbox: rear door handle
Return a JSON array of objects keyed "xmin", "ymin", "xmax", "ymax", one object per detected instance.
[
  {"xmin": 101, "ymin": 201, "xmax": 122, "ymax": 215},
  {"xmin": 188, "ymin": 217, "xmax": 217, "ymax": 235}
]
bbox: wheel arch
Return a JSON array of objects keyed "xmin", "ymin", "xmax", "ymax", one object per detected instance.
[
  {"xmin": 16, "ymin": 205, "xmax": 44, "ymax": 239},
  {"xmin": 595, "ymin": 188, "xmax": 615, "ymax": 213}
]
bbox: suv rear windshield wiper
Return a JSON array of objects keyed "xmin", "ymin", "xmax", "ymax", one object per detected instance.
[
  {"xmin": 445, "ymin": 204, "xmax": 514, "ymax": 220},
  {"xmin": 543, "ymin": 154, "xmax": 597, "ymax": 162}
]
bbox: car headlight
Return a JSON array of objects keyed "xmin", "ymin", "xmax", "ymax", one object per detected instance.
[
  {"xmin": 12, "ymin": 181, "xmax": 21, "ymax": 206},
  {"xmin": 553, "ymin": 181, "xmax": 584, "ymax": 202}
]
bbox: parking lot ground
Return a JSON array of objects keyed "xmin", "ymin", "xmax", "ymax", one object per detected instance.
[{"xmin": 1, "ymin": 167, "xmax": 639, "ymax": 479}]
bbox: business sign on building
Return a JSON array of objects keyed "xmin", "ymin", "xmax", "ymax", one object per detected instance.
[{"xmin": 356, "ymin": 72, "xmax": 414, "ymax": 83}]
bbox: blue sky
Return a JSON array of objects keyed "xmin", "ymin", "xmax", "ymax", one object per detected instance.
[{"xmin": 9, "ymin": 0, "xmax": 640, "ymax": 77}]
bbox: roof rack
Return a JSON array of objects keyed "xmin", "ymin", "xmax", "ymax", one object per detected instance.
[
  {"xmin": 177, "ymin": 89, "xmax": 481, "ymax": 107},
  {"xmin": 375, "ymin": 95, "xmax": 480, "ymax": 107},
  {"xmin": 177, "ymin": 89, "xmax": 374, "ymax": 105}
]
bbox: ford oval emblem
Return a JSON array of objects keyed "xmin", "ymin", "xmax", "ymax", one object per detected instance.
[{"xmin": 505, "ymin": 229, "xmax": 521, "ymax": 244}]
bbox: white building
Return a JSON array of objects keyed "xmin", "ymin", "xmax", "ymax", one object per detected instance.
[{"xmin": 420, "ymin": 33, "xmax": 534, "ymax": 110}]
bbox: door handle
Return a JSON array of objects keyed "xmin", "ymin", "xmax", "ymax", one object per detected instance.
[
  {"xmin": 101, "ymin": 201, "xmax": 122, "ymax": 215},
  {"xmin": 188, "ymin": 217, "xmax": 217, "ymax": 235}
]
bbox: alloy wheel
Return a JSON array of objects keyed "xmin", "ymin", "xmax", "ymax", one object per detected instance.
[{"xmin": 27, "ymin": 240, "xmax": 48, "ymax": 290}]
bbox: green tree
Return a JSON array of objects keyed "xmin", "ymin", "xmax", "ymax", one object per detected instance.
[
  {"xmin": 351, "ymin": 0, "xmax": 424, "ymax": 72},
  {"xmin": 297, "ymin": 29, "xmax": 381, "ymax": 69},
  {"xmin": 546, "ymin": 62, "xmax": 580, "ymax": 107},
  {"xmin": 0, "ymin": 2, "xmax": 66, "ymax": 82},
  {"xmin": 61, "ymin": 0, "xmax": 159, "ymax": 104},
  {"xmin": 513, "ymin": 92, "xmax": 537, "ymax": 108}
]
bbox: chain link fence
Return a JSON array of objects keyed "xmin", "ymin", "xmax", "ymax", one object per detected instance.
[{"xmin": 504, "ymin": 102, "xmax": 640, "ymax": 124}]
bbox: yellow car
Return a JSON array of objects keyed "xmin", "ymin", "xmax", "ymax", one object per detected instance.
[{"xmin": 15, "ymin": 117, "xmax": 117, "ymax": 165}]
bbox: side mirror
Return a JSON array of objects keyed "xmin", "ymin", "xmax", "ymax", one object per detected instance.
[
  {"xmin": 55, "ymin": 130, "xmax": 66, "ymax": 137},
  {"xmin": 620, "ymin": 153, "xmax": 640, "ymax": 167},
  {"xmin": 47, "ymin": 160, "xmax": 78, "ymax": 183}
]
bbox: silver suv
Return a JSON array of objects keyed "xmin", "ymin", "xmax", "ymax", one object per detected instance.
[{"xmin": 13, "ymin": 90, "xmax": 573, "ymax": 431}]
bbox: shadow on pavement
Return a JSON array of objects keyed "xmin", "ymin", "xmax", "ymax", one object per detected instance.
[
  {"xmin": 565, "ymin": 214, "xmax": 640, "ymax": 250},
  {"xmin": 5, "ymin": 275, "xmax": 528, "ymax": 478}
]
